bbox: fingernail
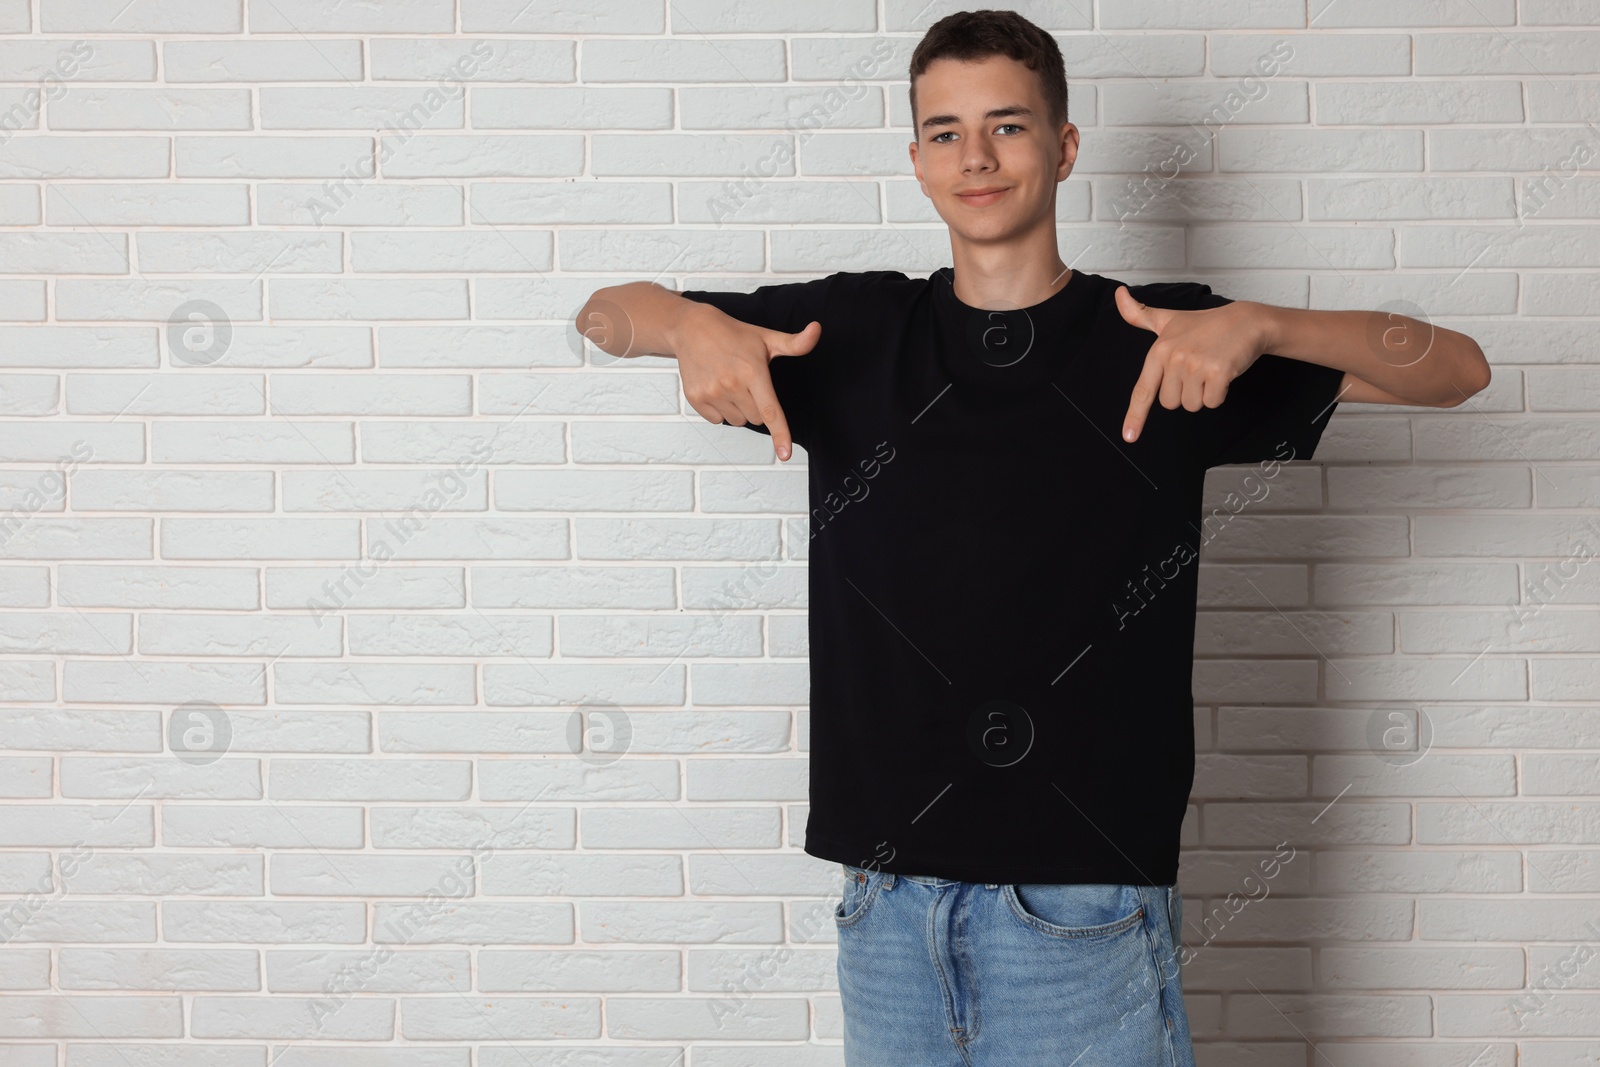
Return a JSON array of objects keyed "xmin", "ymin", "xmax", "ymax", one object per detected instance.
[{"xmin": 1124, "ymin": 427, "xmax": 1134, "ymax": 441}]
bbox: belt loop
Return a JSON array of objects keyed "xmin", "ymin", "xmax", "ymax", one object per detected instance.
[{"xmin": 884, "ymin": 871, "xmax": 896, "ymax": 890}]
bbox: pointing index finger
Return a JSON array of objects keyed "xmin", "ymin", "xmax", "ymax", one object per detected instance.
[
  {"xmin": 746, "ymin": 371, "xmax": 794, "ymax": 461},
  {"xmin": 1124, "ymin": 346, "xmax": 1165, "ymax": 443}
]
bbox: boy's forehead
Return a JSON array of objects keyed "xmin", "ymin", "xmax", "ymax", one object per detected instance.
[{"xmin": 915, "ymin": 55, "xmax": 1043, "ymax": 109}]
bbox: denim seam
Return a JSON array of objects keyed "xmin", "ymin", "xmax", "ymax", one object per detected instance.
[{"xmin": 1143, "ymin": 886, "xmax": 1183, "ymax": 1067}]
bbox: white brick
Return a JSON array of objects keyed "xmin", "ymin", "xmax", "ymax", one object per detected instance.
[
  {"xmin": 0, "ymin": 995, "xmax": 182, "ymax": 1037},
  {"xmin": 1227, "ymin": 991, "xmax": 1430, "ymax": 1037},
  {"xmin": 583, "ymin": 40, "xmax": 786, "ymax": 83},
  {"xmin": 59, "ymin": 947, "xmax": 261, "ymax": 990},
  {"xmin": 681, "ymin": 86, "xmax": 883, "ymax": 129},
  {"xmin": 479, "ymin": 948, "xmax": 677, "ymax": 992},
  {"xmin": 164, "ymin": 902, "xmax": 366, "ymax": 940},
  {"xmin": 370, "ymin": 901, "xmax": 571, "ymax": 944},
  {"xmin": 0, "ymin": 39, "xmax": 154, "ymax": 79},
  {"xmin": 1219, "ymin": 128, "xmax": 1424, "ymax": 172},
  {"xmin": 472, "ymin": 86, "xmax": 673, "ymax": 129},
  {"xmin": 0, "ymin": 0, "xmax": 28, "ymax": 32},
  {"xmin": 1105, "ymin": 80, "xmax": 1309, "ymax": 127},
  {"xmin": 0, "ymin": 232, "xmax": 128, "ymax": 273},
  {"xmin": 268, "ymin": 278, "xmax": 468, "ymax": 320},
  {"xmin": 461, "ymin": 0, "xmax": 662, "ymax": 33},
  {"xmin": 40, "ymin": 0, "xmax": 241, "ymax": 33},
  {"xmin": 269, "ymin": 758, "xmax": 471, "ymax": 799},
  {"xmin": 46, "ymin": 183, "xmax": 248, "ymax": 226},
  {"xmin": 136, "ymin": 231, "xmax": 342, "ymax": 273},
  {"xmin": 1431, "ymin": 128, "xmax": 1600, "ymax": 173},
  {"xmin": 246, "ymin": 0, "xmax": 452, "ymax": 34},
  {"xmin": 471, "ymin": 181, "xmax": 664, "ymax": 224},
  {"xmin": 265, "ymin": 949, "xmax": 469, "ymax": 992},
  {"xmin": 0, "ymin": 953, "xmax": 49, "ymax": 991},
  {"xmin": 270, "ymin": 853, "xmax": 477, "ymax": 896},
  {"xmin": 591, "ymin": 133, "xmax": 796, "ymax": 177},
  {"xmin": 60, "ymin": 758, "xmax": 262, "ymax": 799},
  {"xmin": 190, "ymin": 995, "xmax": 393, "ymax": 1038},
  {"xmin": 371, "ymin": 38, "xmax": 573, "ymax": 81},
  {"xmin": 49, "ymin": 88, "xmax": 251, "ymax": 130},
  {"xmin": 1309, "ymin": 176, "xmax": 1515, "ymax": 219},
  {"xmin": 1210, "ymin": 33, "xmax": 1410, "ymax": 76},
  {"xmin": 1315, "ymin": 80, "xmax": 1525, "ymax": 124},
  {"xmin": 1523, "ymin": 0, "xmax": 1600, "ymax": 22},
  {"xmin": 1191, "ymin": 224, "xmax": 1392, "ymax": 269},
  {"xmin": 177, "ymin": 136, "xmax": 373, "ymax": 178},
  {"xmin": 671, "ymin": 0, "xmax": 876, "ymax": 33},
  {"xmin": 1313, "ymin": 0, "xmax": 1513, "ymax": 25},
  {"xmin": 1417, "ymin": 30, "xmax": 1600, "ymax": 74},
  {"xmin": 1101, "ymin": 2, "xmax": 1303, "ymax": 28},
  {"xmin": 163, "ymin": 806, "xmax": 362, "ymax": 848},
  {"xmin": 71, "ymin": 1047, "xmax": 264, "ymax": 1067},
  {"xmin": 349, "ymin": 229, "xmax": 552, "ymax": 272},
  {"xmin": 1319, "ymin": 945, "xmax": 1524, "ymax": 987},
  {"xmin": 58, "ymin": 854, "xmax": 262, "ymax": 896},
  {"xmin": 65, "ymin": 372, "xmax": 264, "ymax": 415},
  {"xmin": 259, "ymin": 87, "xmax": 464, "ymax": 130},
  {"xmin": 605, "ymin": 995, "xmax": 804, "ymax": 1039},
  {"xmin": 265, "ymin": 1049, "xmax": 467, "ymax": 1067},
  {"xmin": 0, "ymin": 184, "xmax": 40, "ymax": 224},
  {"xmin": 400, "ymin": 996, "xmax": 601, "ymax": 1040},
  {"xmin": 383, "ymin": 133, "xmax": 583, "ymax": 177},
  {"xmin": 348, "ymin": 615, "xmax": 554, "ymax": 658},
  {"xmin": 163, "ymin": 39, "xmax": 363, "ymax": 81},
  {"xmin": 369, "ymin": 804, "xmax": 570, "ymax": 848},
  {"xmin": 257, "ymin": 181, "xmax": 462, "ymax": 227}
]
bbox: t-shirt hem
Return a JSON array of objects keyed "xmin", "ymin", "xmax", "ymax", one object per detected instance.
[{"xmin": 802, "ymin": 832, "xmax": 1178, "ymax": 887}]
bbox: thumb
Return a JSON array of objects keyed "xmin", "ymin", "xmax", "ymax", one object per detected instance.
[
  {"xmin": 767, "ymin": 319, "xmax": 821, "ymax": 358},
  {"xmin": 1115, "ymin": 285, "xmax": 1154, "ymax": 332}
]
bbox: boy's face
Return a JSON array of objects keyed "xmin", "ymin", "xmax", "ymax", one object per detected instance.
[{"xmin": 909, "ymin": 54, "xmax": 1077, "ymax": 246}]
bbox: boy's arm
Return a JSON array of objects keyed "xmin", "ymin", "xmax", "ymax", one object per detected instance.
[
  {"xmin": 576, "ymin": 280, "xmax": 821, "ymax": 462},
  {"xmin": 1335, "ymin": 370, "xmax": 1471, "ymax": 408},
  {"xmin": 1252, "ymin": 302, "xmax": 1492, "ymax": 407}
]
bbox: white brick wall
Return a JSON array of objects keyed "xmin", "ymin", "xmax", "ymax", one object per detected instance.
[{"xmin": 0, "ymin": 0, "xmax": 1596, "ymax": 1062}]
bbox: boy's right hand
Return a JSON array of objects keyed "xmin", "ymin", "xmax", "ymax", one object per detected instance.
[{"xmin": 675, "ymin": 305, "xmax": 822, "ymax": 462}]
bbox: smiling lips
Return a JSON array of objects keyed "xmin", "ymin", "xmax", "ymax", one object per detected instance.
[{"xmin": 955, "ymin": 186, "xmax": 1010, "ymax": 206}]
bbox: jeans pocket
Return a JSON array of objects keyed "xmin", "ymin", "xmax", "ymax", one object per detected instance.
[
  {"xmin": 835, "ymin": 863, "xmax": 881, "ymax": 927},
  {"xmin": 1003, "ymin": 882, "xmax": 1145, "ymax": 939}
]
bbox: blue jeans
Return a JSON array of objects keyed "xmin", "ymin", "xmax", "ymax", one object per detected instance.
[{"xmin": 834, "ymin": 864, "xmax": 1196, "ymax": 1066}]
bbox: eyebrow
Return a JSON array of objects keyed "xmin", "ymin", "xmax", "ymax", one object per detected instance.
[{"xmin": 918, "ymin": 104, "xmax": 1035, "ymax": 133}]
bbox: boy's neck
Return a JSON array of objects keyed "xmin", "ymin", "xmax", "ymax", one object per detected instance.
[{"xmin": 946, "ymin": 237, "xmax": 1074, "ymax": 311}]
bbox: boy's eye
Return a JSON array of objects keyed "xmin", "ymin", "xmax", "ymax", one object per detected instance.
[{"xmin": 930, "ymin": 123, "xmax": 1024, "ymax": 143}]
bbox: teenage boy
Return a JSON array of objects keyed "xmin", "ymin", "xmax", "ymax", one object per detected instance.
[{"xmin": 578, "ymin": 9, "xmax": 1490, "ymax": 1065}]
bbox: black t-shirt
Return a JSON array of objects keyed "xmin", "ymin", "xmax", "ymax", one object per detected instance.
[{"xmin": 679, "ymin": 268, "xmax": 1342, "ymax": 886}]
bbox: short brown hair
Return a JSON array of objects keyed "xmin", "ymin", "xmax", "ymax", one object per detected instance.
[{"xmin": 909, "ymin": 9, "xmax": 1068, "ymax": 133}]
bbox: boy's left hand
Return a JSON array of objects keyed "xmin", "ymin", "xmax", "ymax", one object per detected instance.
[{"xmin": 1114, "ymin": 284, "xmax": 1265, "ymax": 443}]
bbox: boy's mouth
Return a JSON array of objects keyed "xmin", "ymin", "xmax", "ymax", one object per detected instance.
[{"xmin": 955, "ymin": 186, "xmax": 1010, "ymax": 206}]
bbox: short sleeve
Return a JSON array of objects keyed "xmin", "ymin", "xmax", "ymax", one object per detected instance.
[
  {"xmin": 1131, "ymin": 281, "xmax": 1344, "ymax": 469},
  {"xmin": 678, "ymin": 274, "xmax": 835, "ymax": 447}
]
